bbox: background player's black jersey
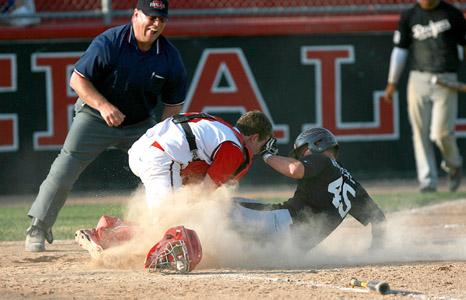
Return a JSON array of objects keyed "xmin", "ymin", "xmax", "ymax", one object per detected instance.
[
  {"xmin": 277, "ymin": 153, "xmax": 385, "ymax": 246},
  {"xmin": 395, "ymin": 1, "xmax": 466, "ymax": 73}
]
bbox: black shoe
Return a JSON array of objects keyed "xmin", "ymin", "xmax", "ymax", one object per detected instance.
[
  {"xmin": 420, "ymin": 186, "xmax": 437, "ymax": 193},
  {"xmin": 448, "ymin": 167, "xmax": 462, "ymax": 192}
]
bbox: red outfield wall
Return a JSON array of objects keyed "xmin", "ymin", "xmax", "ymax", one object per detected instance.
[{"xmin": 0, "ymin": 14, "xmax": 399, "ymax": 40}]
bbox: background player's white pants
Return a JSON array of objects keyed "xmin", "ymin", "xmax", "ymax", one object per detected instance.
[
  {"xmin": 128, "ymin": 145, "xmax": 182, "ymax": 209},
  {"xmin": 229, "ymin": 198, "xmax": 293, "ymax": 237},
  {"xmin": 407, "ymin": 71, "xmax": 462, "ymax": 189}
]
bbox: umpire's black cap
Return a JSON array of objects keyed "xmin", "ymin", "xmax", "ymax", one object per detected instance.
[{"xmin": 137, "ymin": 0, "xmax": 168, "ymax": 18}]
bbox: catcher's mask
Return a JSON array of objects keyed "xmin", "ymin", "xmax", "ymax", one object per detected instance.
[
  {"xmin": 144, "ymin": 226, "xmax": 202, "ymax": 274},
  {"xmin": 289, "ymin": 127, "xmax": 339, "ymax": 159}
]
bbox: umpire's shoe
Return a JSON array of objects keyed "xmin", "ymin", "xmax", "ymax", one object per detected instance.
[
  {"xmin": 448, "ymin": 166, "xmax": 462, "ymax": 192},
  {"xmin": 25, "ymin": 218, "xmax": 53, "ymax": 252}
]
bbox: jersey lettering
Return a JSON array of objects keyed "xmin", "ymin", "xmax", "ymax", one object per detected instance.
[
  {"xmin": 330, "ymin": 158, "xmax": 355, "ymax": 184},
  {"xmin": 412, "ymin": 19, "xmax": 451, "ymax": 40},
  {"xmin": 328, "ymin": 176, "xmax": 355, "ymax": 218}
]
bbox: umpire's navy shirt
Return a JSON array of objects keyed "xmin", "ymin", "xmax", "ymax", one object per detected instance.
[
  {"xmin": 394, "ymin": 0, "xmax": 466, "ymax": 73},
  {"xmin": 74, "ymin": 24, "xmax": 187, "ymax": 126}
]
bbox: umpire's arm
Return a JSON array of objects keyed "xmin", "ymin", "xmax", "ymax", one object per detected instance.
[{"xmin": 70, "ymin": 71, "xmax": 125, "ymax": 127}]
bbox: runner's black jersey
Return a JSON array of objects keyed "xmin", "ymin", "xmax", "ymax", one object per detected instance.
[
  {"xmin": 279, "ymin": 153, "xmax": 385, "ymax": 238},
  {"xmin": 394, "ymin": 1, "xmax": 466, "ymax": 73}
]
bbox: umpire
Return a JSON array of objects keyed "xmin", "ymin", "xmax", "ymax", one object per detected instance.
[
  {"xmin": 25, "ymin": 0, "xmax": 187, "ymax": 252},
  {"xmin": 384, "ymin": 0, "xmax": 464, "ymax": 193}
]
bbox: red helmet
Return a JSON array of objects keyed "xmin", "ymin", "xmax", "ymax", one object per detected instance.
[{"xmin": 144, "ymin": 226, "xmax": 202, "ymax": 273}]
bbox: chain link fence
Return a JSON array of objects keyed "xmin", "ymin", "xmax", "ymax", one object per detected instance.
[{"xmin": 2, "ymin": 0, "xmax": 466, "ymax": 26}]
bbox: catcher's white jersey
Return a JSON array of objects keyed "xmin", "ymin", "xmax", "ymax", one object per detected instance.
[
  {"xmin": 128, "ymin": 114, "xmax": 250, "ymax": 209},
  {"xmin": 131, "ymin": 116, "xmax": 243, "ymax": 166}
]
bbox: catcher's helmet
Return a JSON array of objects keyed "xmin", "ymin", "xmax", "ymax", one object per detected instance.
[
  {"xmin": 289, "ymin": 127, "xmax": 339, "ymax": 159},
  {"xmin": 144, "ymin": 225, "xmax": 202, "ymax": 274}
]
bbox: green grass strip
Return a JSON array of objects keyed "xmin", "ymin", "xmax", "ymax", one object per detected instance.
[
  {"xmin": 0, "ymin": 203, "xmax": 124, "ymax": 241},
  {"xmin": 374, "ymin": 191, "xmax": 466, "ymax": 212},
  {"xmin": 1, "ymin": 191, "xmax": 465, "ymax": 241}
]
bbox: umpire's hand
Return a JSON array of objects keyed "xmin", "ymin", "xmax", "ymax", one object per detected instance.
[
  {"xmin": 99, "ymin": 102, "xmax": 126, "ymax": 127},
  {"xmin": 70, "ymin": 71, "xmax": 126, "ymax": 127}
]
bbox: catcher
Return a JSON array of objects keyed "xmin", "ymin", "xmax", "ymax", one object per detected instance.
[
  {"xmin": 234, "ymin": 127, "xmax": 386, "ymax": 251},
  {"xmin": 128, "ymin": 111, "xmax": 273, "ymax": 209}
]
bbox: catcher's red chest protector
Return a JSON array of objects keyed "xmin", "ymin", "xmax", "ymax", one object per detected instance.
[{"xmin": 144, "ymin": 226, "xmax": 202, "ymax": 273}]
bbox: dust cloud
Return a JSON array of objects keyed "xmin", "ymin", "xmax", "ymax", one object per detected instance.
[
  {"xmin": 89, "ymin": 186, "xmax": 466, "ymax": 270},
  {"xmin": 315, "ymin": 203, "xmax": 466, "ymax": 267}
]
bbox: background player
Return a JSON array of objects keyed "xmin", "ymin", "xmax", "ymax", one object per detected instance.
[
  {"xmin": 25, "ymin": 0, "xmax": 186, "ymax": 252},
  {"xmin": 236, "ymin": 128, "xmax": 386, "ymax": 251},
  {"xmin": 383, "ymin": 0, "xmax": 465, "ymax": 193}
]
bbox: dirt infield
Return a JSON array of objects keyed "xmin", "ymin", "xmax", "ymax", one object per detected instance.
[{"xmin": 1, "ymin": 191, "xmax": 466, "ymax": 299}]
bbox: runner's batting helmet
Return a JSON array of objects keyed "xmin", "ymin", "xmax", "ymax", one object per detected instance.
[
  {"xmin": 144, "ymin": 225, "xmax": 202, "ymax": 273},
  {"xmin": 289, "ymin": 127, "xmax": 339, "ymax": 158}
]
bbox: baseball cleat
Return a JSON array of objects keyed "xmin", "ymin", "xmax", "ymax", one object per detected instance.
[{"xmin": 75, "ymin": 229, "xmax": 104, "ymax": 259}]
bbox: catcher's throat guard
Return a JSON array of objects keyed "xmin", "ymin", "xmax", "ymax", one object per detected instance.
[{"xmin": 144, "ymin": 226, "xmax": 202, "ymax": 274}]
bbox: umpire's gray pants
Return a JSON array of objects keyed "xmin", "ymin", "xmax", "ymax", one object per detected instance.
[
  {"xmin": 407, "ymin": 70, "xmax": 462, "ymax": 189},
  {"xmin": 27, "ymin": 106, "xmax": 155, "ymax": 229}
]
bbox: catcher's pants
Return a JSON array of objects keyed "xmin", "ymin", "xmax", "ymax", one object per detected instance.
[
  {"xmin": 28, "ymin": 103, "xmax": 155, "ymax": 229},
  {"xmin": 407, "ymin": 71, "xmax": 462, "ymax": 189},
  {"xmin": 128, "ymin": 140, "xmax": 182, "ymax": 209},
  {"xmin": 229, "ymin": 198, "xmax": 293, "ymax": 236}
]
